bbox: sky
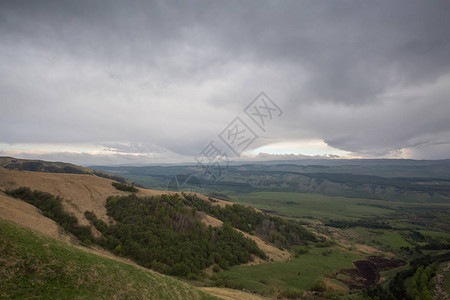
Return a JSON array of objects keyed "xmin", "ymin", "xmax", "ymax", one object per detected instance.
[{"xmin": 1, "ymin": 1, "xmax": 450, "ymax": 165}]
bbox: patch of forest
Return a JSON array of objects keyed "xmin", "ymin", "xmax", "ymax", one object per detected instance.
[
  {"xmin": 364, "ymin": 252, "xmax": 450, "ymax": 300},
  {"xmin": 182, "ymin": 194, "xmax": 317, "ymax": 248},
  {"xmin": 86, "ymin": 193, "xmax": 267, "ymax": 277}
]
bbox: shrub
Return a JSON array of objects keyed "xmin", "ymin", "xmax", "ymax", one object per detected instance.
[
  {"xmin": 322, "ymin": 249, "xmax": 332, "ymax": 256},
  {"xmin": 279, "ymin": 288, "xmax": 302, "ymax": 299},
  {"xmin": 311, "ymin": 280, "xmax": 327, "ymax": 292},
  {"xmin": 315, "ymin": 240, "xmax": 333, "ymax": 248},
  {"xmin": 294, "ymin": 246, "xmax": 310, "ymax": 257}
]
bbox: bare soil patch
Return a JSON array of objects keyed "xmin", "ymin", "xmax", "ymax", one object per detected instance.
[{"xmin": 329, "ymin": 256, "xmax": 406, "ymax": 289}]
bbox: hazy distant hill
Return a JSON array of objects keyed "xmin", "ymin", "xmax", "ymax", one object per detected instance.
[{"xmin": 92, "ymin": 160, "xmax": 450, "ymax": 203}]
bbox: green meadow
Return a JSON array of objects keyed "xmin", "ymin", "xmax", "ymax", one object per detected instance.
[
  {"xmin": 217, "ymin": 246, "xmax": 362, "ymax": 295},
  {"xmin": 231, "ymin": 191, "xmax": 395, "ymax": 220}
]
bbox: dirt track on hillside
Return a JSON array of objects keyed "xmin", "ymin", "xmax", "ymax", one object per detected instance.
[{"xmin": 199, "ymin": 287, "xmax": 268, "ymax": 300}]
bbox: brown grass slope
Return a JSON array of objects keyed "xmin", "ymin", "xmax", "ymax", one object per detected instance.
[
  {"xmin": 0, "ymin": 191, "xmax": 67, "ymax": 241},
  {"xmin": 0, "ymin": 168, "xmax": 161, "ymax": 226}
]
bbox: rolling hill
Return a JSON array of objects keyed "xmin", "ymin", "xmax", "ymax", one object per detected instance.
[
  {"xmin": 0, "ymin": 158, "xmax": 305, "ymax": 299},
  {"xmin": 5, "ymin": 157, "xmax": 446, "ymax": 299}
]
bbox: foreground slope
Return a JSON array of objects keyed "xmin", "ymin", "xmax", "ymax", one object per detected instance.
[{"xmin": 0, "ymin": 218, "xmax": 217, "ymax": 300}]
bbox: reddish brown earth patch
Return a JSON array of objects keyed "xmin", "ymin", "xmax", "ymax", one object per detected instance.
[{"xmin": 330, "ymin": 256, "xmax": 406, "ymax": 289}]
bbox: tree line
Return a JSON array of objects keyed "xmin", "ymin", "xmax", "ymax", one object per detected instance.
[{"xmin": 182, "ymin": 194, "xmax": 317, "ymax": 248}]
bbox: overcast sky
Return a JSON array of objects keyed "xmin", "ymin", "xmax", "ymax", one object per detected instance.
[{"xmin": 1, "ymin": 1, "xmax": 450, "ymax": 165}]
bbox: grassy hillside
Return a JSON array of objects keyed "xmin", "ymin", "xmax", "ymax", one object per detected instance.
[
  {"xmin": 0, "ymin": 218, "xmax": 217, "ymax": 300},
  {"xmin": 2, "ymin": 158, "xmax": 448, "ymax": 299},
  {"xmin": 0, "ymin": 168, "xmax": 162, "ymax": 228},
  {"xmin": 232, "ymin": 191, "xmax": 450, "ymax": 221},
  {"xmin": 216, "ymin": 246, "xmax": 361, "ymax": 297},
  {"xmin": 0, "ymin": 156, "xmax": 131, "ymax": 184}
]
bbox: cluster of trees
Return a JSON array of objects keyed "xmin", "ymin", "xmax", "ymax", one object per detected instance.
[
  {"xmin": 111, "ymin": 181, "xmax": 138, "ymax": 192},
  {"xmin": 91, "ymin": 170, "xmax": 133, "ymax": 184},
  {"xmin": 325, "ymin": 219, "xmax": 392, "ymax": 229},
  {"xmin": 402, "ymin": 231, "xmax": 450, "ymax": 251},
  {"xmin": 6, "ymin": 187, "xmax": 94, "ymax": 244},
  {"xmin": 87, "ymin": 194, "xmax": 266, "ymax": 277},
  {"xmin": 364, "ymin": 253, "xmax": 448, "ymax": 300},
  {"xmin": 183, "ymin": 194, "xmax": 316, "ymax": 248},
  {"xmin": 411, "ymin": 263, "xmax": 437, "ymax": 300}
]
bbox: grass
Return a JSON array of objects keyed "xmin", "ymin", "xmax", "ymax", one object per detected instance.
[
  {"xmin": 217, "ymin": 246, "xmax": 362, "ymax": 295},
  {"xmin": 232, "ymin": 191, "xmax": 396, "ymax": 220},
  {"xmin": 343, "ymin": 227, "xmax": 411, "ymax": 251},
  {"xmin": 125, "ymin": 174, "xmax": 169, "ymax": 190},
  {"xmin": 375, "ymin": 231, "xmax": 410, "ymax": 248},
  {"xmin": 0, "ymin": 218, "xmax": 217, "ymax": 300},
  {"xmin": 419, "ymin": 230, "xmax": 450, "ymax": 240}
]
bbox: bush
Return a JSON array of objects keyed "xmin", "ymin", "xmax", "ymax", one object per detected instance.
[
  {"xmin": 316, "ymin": 240, "xmax": 333, "ymax": 248},
  {"xmin": 322, "ymin": 249, "xmax": 332, "ymax": 256},
  {"xmin": 294, "ymin": 246, "xmax": 310, "ymax": 257},
  {"xmin": 311, "ymin": 280, "xmax": 327, "ymax": 292},
  {"xmin": 279, "ymin": 288, "xmax": 302, "ymax": 299},
  {"xmin": 172, "ymin": 263, "xmax": 190, "ymax": 276}
]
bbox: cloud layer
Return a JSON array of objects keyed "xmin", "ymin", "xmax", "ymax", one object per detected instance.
[{"xmin": 1, "ymin": 0, "xmax": 450, "ymax": 163}]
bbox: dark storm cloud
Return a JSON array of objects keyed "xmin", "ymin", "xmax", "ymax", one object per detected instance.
[{"xmin": 1, "ymin": 0, "xmax": 450, "ymax": 160}]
